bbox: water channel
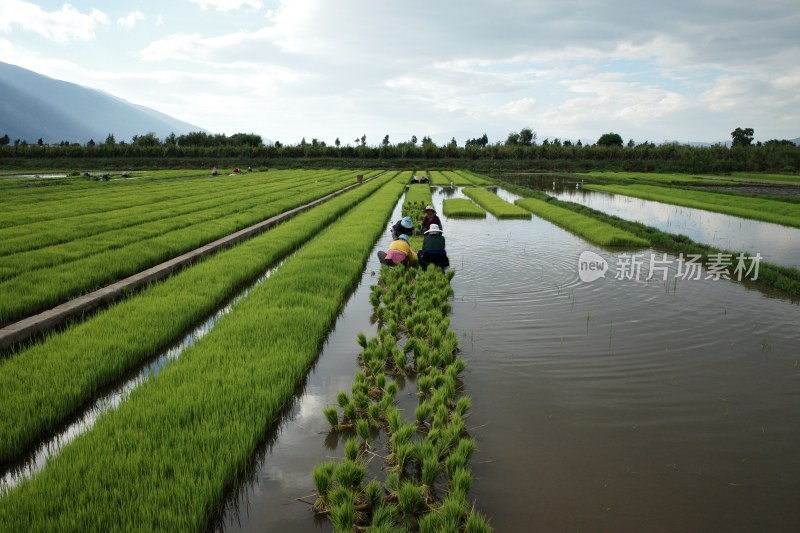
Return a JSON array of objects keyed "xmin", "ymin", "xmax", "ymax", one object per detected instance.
[{"xmin": 216, "ymin": 185, "xmax": 800, "ymax": 532}]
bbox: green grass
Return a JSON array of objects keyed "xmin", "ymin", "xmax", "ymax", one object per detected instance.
[
  {"xmin": 515, "ymin": 197, "xmax": 649, "ymax": 247},
  {"xmin": 462, "ymin": 187, "xmax": 530, "ymax": 219},
  {"xmin": 0, "ymin": 172, "xmax": 399, "ymax": 464},
  {"xmin": 0, "ymin": 178, "xmax": 407, "ymax": 530},
  {"xmin": 584, "ymin": 183, "xmax": 800, "ymax": 228},
  {"xmin": 443, "ymin": 198, "xmax": 486, "ymax": 218}
]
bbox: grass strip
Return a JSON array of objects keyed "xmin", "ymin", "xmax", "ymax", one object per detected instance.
[
  {"xmin": 443, "ymin": 198, "xmax": 486, "ymax": 218},
  {"xmin": 311, "ymin": 266, "xmax": 492, "ymax": 531},
  {"xmin": 0, "ymin": 173, "xmax": 366, "ymax": 326},
  {"xmin": 462, "ymin": 187, "xmax": 531, "ymax": 219},
  {"xmin": 501, "ymin": 182, "xmax": 800, "ymax": 298},
  {"xmin": 584, "ymin": 183, "xmax": 800, "ymax": 228},
  {"xmin": 0, "ymin": 178, "xmax": 406, "ymax": 530},
  {"xmin": 0, "ymin": 173, "xmax": 397, "ymax": 463},
  {"xmin": 515, "ymin": 197, "xmax": 649, "ymax": 247},
  {"xmin": 454, "ymin": 170, "xmax": 494, "ymax": 185}
]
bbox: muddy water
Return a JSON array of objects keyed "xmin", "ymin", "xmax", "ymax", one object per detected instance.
[
  {"xmin": 540, "ymin": 183, "xmax": 800, "ymax": 268},
  {"xmin": 218, "ymin": 187, "xmax": 800, "ymax": 532}
]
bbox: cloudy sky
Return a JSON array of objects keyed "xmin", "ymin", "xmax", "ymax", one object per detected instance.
[{"xmin": 1, "ymin": 0, "xmax": 798, "ymax": 146}]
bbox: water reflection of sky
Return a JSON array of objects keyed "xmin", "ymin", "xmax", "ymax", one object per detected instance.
[{"xmin": 548, "ymin": 189, "xmax": 800, "ymax": 268}]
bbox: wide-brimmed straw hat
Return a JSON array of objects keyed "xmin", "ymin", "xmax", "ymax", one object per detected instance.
[
  {"xmin": 424, "ymin": 224, "xmax": 442, "ymax": 234},
  {"xmin": 424, "ymin": 205, "xmax": 436, "ymax": 213},
  {"xmin": 400, "ymin": 216, "xmax": 414, "ymax": 228}
]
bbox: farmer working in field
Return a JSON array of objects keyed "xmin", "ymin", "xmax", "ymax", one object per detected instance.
[
  {"xmin": 377, "ymin": 233, "xmax": 417, "ymax": 267},
  {"xmin": 420, "ymin": 205, "xmax": 442, "ymax": 235},
  {"xmin": 418, "ymin": 224, "xmax": 449, "ymax": 270}
]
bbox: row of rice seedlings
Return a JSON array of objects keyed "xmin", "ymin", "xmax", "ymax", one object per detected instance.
[
  {"xmin": 0, "ymin": 168, "xmax": 310, "ymax": 231},
  {"xmin": 584, "ymin": 183, "xmax": 800, "ymax": 228},
  {"xmin": 0, "ymin": 172, "xmax": 352, "ymax": 281},
  {"xmin": 0, "ymin": 169, "xmax": 355, "ymax": 257},
  {"xmin": 0, "ymin": 179, "xmax": 408, "ymax": 530},
  {"xmin": 0, "ymin": 173, "xmax": 399, "ymax": 464},
  {"xmin": 462, "ymin": 187, "xmax": 531, "ymax": 219},
  {"xmin": 429, "ymin": 170, "xmax": 472, "ymax": 186},
  {"xmin": 443, "ymin": 198, "xmax": 487, "ymax": 218},
  {"xmin": 0, "ymin": 167, "xmax": 351, "ymax": 230},
  {"xmin": 402, "ymin": 183, "xmax": 434, "ymax": 242},
  {"xmin": 0, "ymin": 172, "xmax": 369, "ymax": 326},
  {"xmin": 312, "ymin": 266, "xmax": 492, "ymax": 531},
  {"xmin": 515, "ymin": 197, "xmax": 650, "ymax": 247},
  {"xmin": 453, "ymin": 170, "xmax": 494, "ymax": 185}
]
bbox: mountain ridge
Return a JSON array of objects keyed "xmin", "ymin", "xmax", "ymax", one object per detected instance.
[{"xmin": 0, "ymin": 61, "xmax": 206, "ymax": 144}]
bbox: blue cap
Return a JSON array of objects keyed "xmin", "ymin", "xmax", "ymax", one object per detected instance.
[
  {"xmin": 398, "ymin": 233, "xmax": 409, "ymax": 241},
  {"xmin": 400, "ymin": 216, "xmax": 413, "ymax": 229}
]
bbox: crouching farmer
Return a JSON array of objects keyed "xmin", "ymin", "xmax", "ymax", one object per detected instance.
[
  {"xmin": 418, "ymin": 224, "xmax": 449, "ymax": 270},
  {"xmin": 377, "ymin": 234, "xmax": 417, "ymax": 267}
]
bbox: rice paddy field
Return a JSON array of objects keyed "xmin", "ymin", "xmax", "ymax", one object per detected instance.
[{"xmin": 1, "ymin": 169, "xmax": 799, "ymax": 532}]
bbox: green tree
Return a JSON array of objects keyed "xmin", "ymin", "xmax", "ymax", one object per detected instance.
[
  {"xmin": 597, "ymin": 132, "xmax": 624, "ymax": 148},
  {"xmin": 505, "ymin": 132, "xmax": 521, "ymax": 146},
  {"xmin": 0, "ymin": 134, "xmax": 9, "ymax": 146},
  {"xmin": 382, "ymin": 134, "xmax": 390, "ymax": 147},
  {"xmin": 105, "ymin": 133, "xmax": 116, "ymax": 145},
  {"xmin": 519, "ymin": 127, "xmax": 536, "ymax": 146},
  {"xmin": 731, "ymin": 127, "xmax": 754, "ymax": 147}
]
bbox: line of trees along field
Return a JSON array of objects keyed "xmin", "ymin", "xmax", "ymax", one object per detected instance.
[{"xmin": 1, "ymin": 128, "xmax": 797, "ymax": 174}]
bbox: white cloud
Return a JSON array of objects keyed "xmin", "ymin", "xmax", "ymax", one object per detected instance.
[
  {"xmin": 0, "ymin": 1, "xmax": 108, "ymax": 43},
  {"xmin": 117, "ymin": 11, "xmax": 145, "ymax": 29},
  {"xmin": 189, "ymin": 0, "xmax": 263, "ymax": 12}
]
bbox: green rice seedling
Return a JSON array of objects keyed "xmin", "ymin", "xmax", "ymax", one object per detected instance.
[
  {"xmin": 329, "ymin": 491, "xmax": 358, "ymax": 532},
  {"xmin": 451, "ymin": 467, "xmax": 473, "ymax": 495},
  {"xmin": 345, "ymin": 437, "xmax": 361, "ymax": 462},
  {"xmin": 464, "ymin": 507, "xmax": 493, "ymax": 533},
  {"xmin": 328, "ymin": 486, "xmax": 355, "ymax": 508},
  {"xmin": 438, "ymin": 490, "xmax": 468, "ymax": 527},
  {"xmin": 444, "ymin": 448, "xmax": 466, "ymax": 477},
  {"xmin": 432, "ymin": 404, "xmax": 449, "ymax": 431},
  {"xmin": 384, "ymin": 471, "xmax": 400, "ymax": 501},
  {"xmin": 337, "ymin": 391, "xmax": 350, "ymax": 409},
  {"xmin": 390, "ymin": 443, "xmax": 414, "ymax": 474},
  {"xmin": 343, "ymin": 402, "xmax": 358, "ymax": 423},
  {"xmin": 391, "ymin": 423, "xmax": 417, "ymax": 449},
  {"xmin": 312, "ymin": 462, "xmax": 337, "ymax": 511},
  {"xmin": 375, "ymin": 373, "xmax": 387, "ymax": 390},
  {"xmin": 450, "ymin": 357, "xmax": 467, "ymax": 376},
  {"xmin": 420, "ymin": 455, "xmax": 441, "ymax": 500},
  {"xmin": 353, "ymin": 391, "xmax": 370, "ymax": 412},
  {"xmin": 386, "ymin": 406, "xmax": 403, "ymax": 434},
  {"xmin": 323, "ymin": 405, "xmax": 340, "ymax": 428},
  {"xmin": 415, "ymin": 402, "xmax": 434, "ymax": 426},
  {"xmin": 418, "ymin": 511, "xmax": 451, "ymax": 533},
  {"xmin": 397, "ymin": 481, "xmax": 425, "ymax": 517},
  {"xmin": 357, "ymin": 331, "xmax": 368, "ymax": 348},
  {"xmin": 456, "ymin": 438, "xmax": 476, "ymax": 462},
  {"xmin": 356, "ymin": 418, "xmax": 371, "ymax": 444},
  {"xmin": 385, "ymin": 381, "xmax": 399, "ymax": 398},
  {"xmin": 364, "ymin": 479, "xmax": 384, "ymax": 510},
  {"xmin": 455, "ymin": 396, "xmax": 472, "ymax": 418},
  {"xmin": 367, "ymin": 402, "xmax": 382, "ymax": 423},
  {"xmin": 335, "ymin": 460, "xmax": 367, "ymax": 490},
  {"xmin": 370, "ymin": 504, "xmax": 400, "ymax": 530}
]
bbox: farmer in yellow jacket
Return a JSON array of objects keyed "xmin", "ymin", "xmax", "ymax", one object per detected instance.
[{"xmin": 377, "ymin": 234, "xmax": 417, "ymax": 267}]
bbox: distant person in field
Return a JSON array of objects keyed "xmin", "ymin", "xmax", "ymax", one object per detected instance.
[
  {"xmin": 391, "ymin": 216, "xmax": 415, "ymax": 239},
  {"xmin": 377, "ymin": 233, "xmax": 417, "ymax": 267},
  {"xmin": 418, "ymin": 224, "xmax": 449, "ymax": 270},
  {"xmin": 420, "ymin": 205, "xmax": 442, "ymax": 234},
  {"xmin": 211, "ymin": 166, "xmax": 218, "ymax": 176}
]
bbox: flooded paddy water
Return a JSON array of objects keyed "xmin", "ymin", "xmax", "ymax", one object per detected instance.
[
  {"xmin": 517, "ymin": 176, "xmax": 800, "ymax": 268},
  {"xmin": 217, "ymin": 184, "xmax": 800, "ymax": 532}
]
